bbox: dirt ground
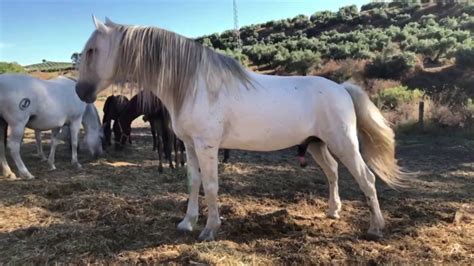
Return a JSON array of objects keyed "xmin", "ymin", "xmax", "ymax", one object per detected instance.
[{"xmin": 0, "ymin": 105, "xmax": 473, "ymax": 264}]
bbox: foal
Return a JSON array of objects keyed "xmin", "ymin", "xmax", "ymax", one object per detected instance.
[
  {"xmin": 115, "ymin": 91, "xmax": 179, "ymax": 172},
  {"xmin": 102, "ymin": 95, "xmax": 130, "ymax": 149}
]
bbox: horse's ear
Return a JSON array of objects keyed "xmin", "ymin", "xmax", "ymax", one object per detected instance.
[
  {"xmin": 92, "ymin": 15, "xmax": 109, "ymax": 34},
  {"xmin": 105, "ymin": 17, "xmax": 119, "ymax": 27}
]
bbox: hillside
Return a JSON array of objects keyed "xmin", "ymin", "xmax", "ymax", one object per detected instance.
[
  {"xmin": 24, "ymin": 61, "xmax": 74, "ymax": 72},
  {"xmin": 197, "ymin": 2, "xmax": 474, "ymax": 98}
]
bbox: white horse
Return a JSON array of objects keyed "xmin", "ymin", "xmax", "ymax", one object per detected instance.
[
  {"xmin": 34, "ymin": 104, "xmax": 103, "ymax": 162},
  {"xmin": 0, "ymin": 74, "xmax": 103, "ymax": 179},
  {"xmin": 75, "ymin": 17, "xmax": 407, "ymax": 241}
]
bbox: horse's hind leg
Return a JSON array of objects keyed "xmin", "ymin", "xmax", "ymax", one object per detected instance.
[
  {"xmin": 327, "ymin": 132, "xmax": 385, "ymax": 239},
  {"xmin": 307, "ymin": 141, "xmax": 341, "ymax": 219},
  {"xmin": 8, "ymin": 122, "xmax": 34, "ymax": 179},
  {"xmin": 0, "ymin": 119, "xmax": 17, "ymax": 179},
  {"xmin": 179, "ymin": 140, "xmax": 186, "ymax": 166},
  {"xmin": 149, "ymin": 119, "xmax": 158, "ymax": 151},
  {"xmin": 155, "ymin": 120, "xmax": 164, "ymax": 173},
  {"xmin": 34, "ymin": 130, "xmax": 47, "ymax": 161},
  {"xmin": 222, "ymin": 149, "xmax": 230, "ymax": 163},
  {"xmin": 47, "ymin": 128, "xmax": 61, "ymax": 171},
  {"xmin": 69, "ymin": 120, "xmax": 82, "ymax": 169}
]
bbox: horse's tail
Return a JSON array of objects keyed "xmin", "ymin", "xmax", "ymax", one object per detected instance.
[{"xmin": 342, "ymin": 82, "xmax": 408, "ymax": 188}]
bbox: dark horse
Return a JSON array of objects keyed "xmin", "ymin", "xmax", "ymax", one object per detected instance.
[
  {"xmin": 102, "ymin": 95, "xmax": 130, "ymax": 149},
  {"xmin": 114, "ymin": 91, "xmax": 185, "ymax": 172}
]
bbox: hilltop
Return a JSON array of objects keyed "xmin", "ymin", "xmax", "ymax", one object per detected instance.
[{"xmin": 197, "ymin": 2, "xmax": 473, "ymax": 98}]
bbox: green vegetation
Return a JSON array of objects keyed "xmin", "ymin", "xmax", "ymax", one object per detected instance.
[
  {"xmin": 24, "ymin": 61, "xmax": 73, "ymax": 72},
  {"xmin": 196, "ymin": 2, "xmax": 473, "ymax": 79},
  {"xmin": 373, "ymin": 86, "xmax": 423, "ymax": 110},
  {"xmin": 0, "ymin": 62, "xmax": 25, "ymax": 74}
]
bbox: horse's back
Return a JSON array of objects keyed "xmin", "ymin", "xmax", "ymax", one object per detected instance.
[{"xmin": 0, "ymin": 73, "xmax": 86, "ymax": 130}]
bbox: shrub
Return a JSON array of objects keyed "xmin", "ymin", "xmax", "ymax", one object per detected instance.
[
  {"xmin": 373, "ymin": 86, "xmax": 423, "ymax": 110},
  {"xmin": 0, "ymin": 62, "xmax": 25, "ymax": 74},
  {"xmin": 283, "ymin": 50, "xmax": 321, "ymax": 75},
  {"xmin": 455, "ymin": 45, "xmax": 474, "ymax": 68},
  {"xmin": 216, "ymin": 49, "xmax": 249, "ymax": 66},
  {"xmin": 366, "ymin": 79, "xmax": 401, "ymax": 95},
  {"xmin": 337, "ymin": 5, "xmax": 359, "ymax": 22},
  {"xmin": 365, "ymin": 50, "xmax": 417, "ymax": 79},
  {"xmin": 310, "ymin": 10, "xmax": 336, "ymax": 24},
  {"xmin": 361, "ymin": 2, "xmax": 388, "ymax": 12},
  {"xmin": 323, "ymin": 59, "xmax": 362, "ymax": 83}
]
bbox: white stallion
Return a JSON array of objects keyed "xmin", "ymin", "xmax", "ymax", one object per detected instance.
[
  {"xmin": 0, "ymin": 74, "xmax": 103, "ymax": 179},
  {"xmin": 75, "ymin": 17, "xmax": 408, "ymax": 241}
]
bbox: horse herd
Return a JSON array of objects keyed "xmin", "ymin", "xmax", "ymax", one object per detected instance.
[
  {"xmin": 0, "ymin": 73, "xmax": 307, "ymax": 179},
  {"xmin": 0, "ymin": 74, "xmax": 231, "ymax": 179},
  {"xmin": 0, "ymin": 16, "xmax": 409, "ymax": 242}
]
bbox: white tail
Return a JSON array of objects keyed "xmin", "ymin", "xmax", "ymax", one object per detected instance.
[{"xmin": 343, "ymin": 82, "xmax": 408, "ymax": 188}]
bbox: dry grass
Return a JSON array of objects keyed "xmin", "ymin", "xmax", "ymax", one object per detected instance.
[{"xmin": 0, "ymin": 100, "xmax": 473, "ymax": 264}]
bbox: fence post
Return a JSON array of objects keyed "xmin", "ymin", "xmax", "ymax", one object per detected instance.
[{"xmin": 418, "ymin": 100, "xmax": 425, "ymax": 132}]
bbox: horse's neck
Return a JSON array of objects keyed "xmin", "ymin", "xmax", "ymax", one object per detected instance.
[{"xmin": 82, "ymin": 105, "xmax": 101, "ymax": 131}]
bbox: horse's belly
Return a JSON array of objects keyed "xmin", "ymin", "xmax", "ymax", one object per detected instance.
[
  {"xmin": 26, "ymin": 116, "xmax": 66, "ymax": 130},
  {"xmin": 221, "ymin": 109, "xmax": 315, "ymax": 151}
]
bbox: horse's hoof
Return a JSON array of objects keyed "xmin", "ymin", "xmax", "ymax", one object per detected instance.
[
  {"xmin": 5, "ymin": 172, "xmax": 18, "ymax": 180},
  {"xmin": 177, "ymin": 216, "xmax": 197, "ymax": 232},
  {"xmin": 326, "ymin": 210, "xmax": 340, "ymax": 219},
  {"xmin": 158, "ymin": 165, "xmax": 164, "ymax": 173},
  {"xmin": 40, "ymin": 157, "xmax": 48, "ymax": 162},
  {"xmin": 365, "ymin": 228, "xmax": 384, "ymax": 241},
  {"xmin": 73, "ymin": 163, "xmax": 82, "ymax": 169},
  {"xmin": 198, "ymin": 228, "xmax": 217, "ymax": 242},
  {"xmin": 48, "ymin": 165, "xmax": 57, "ymax": 171},
  {"xmin": 298, "ymin": 157, "xmax": 307, "ymax": 168},
  {"xmin": 21, "ymin": 173, "xmax": 35, "ymax": 180}
]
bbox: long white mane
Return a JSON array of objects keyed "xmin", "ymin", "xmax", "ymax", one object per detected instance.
[{"xmin": 81, "ymin": 24, "xmax": 254, "ymax": 112}]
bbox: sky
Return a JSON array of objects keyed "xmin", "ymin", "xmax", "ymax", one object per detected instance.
[{"xmin": 0, "ymin": 0, "xmax": 369, "ymax": 66}]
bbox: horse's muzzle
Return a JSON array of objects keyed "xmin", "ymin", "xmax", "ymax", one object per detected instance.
[{"xmin": 76, "ymin": 82, "xmax": 97, "ymax": 103}]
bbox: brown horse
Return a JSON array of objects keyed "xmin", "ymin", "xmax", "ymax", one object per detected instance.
[
  {"xmin": 114, "ymin": 91, "xmax": 183, "ymax": 172},
  {"xmin": 102, "ymin": 95, "xmax": 130, "ymax": 149}
]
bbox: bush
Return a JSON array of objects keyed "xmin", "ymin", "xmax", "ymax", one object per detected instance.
[
  {"xmin": 455, "ymin": 45, "xmax": 474, "ymax": 68},
  {"xmin": 361, "ymin": 2, "xmax": 388, "ymax": 12},
  {"xmin": 373, "ymin": 86, "xmax": 423, "ymax": 110},
  {"xmin": 337, "ymin": 5, "xmax": 359, "ymax": 22},
  {"xmin": 310, "ymin": 10, "xmax": 336, "ymax": 24},
  {"xmin": 365, "ymin": 50, "xmax": 417, "ymax": 79},
  {"xmin": 216, "ymin": 49, "xmax": 249, "ymax": 66},
  {"xmin": 283, "ymin": 50, "xmax": 321, "ymax": 75},
  {"xmin": 0, "ymin": 62, "xmax": 25, "ymax": 74}
]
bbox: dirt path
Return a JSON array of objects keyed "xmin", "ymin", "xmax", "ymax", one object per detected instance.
[{"xmin": 0, "ymin": 125, "xmax": 472, "ymax": 264}]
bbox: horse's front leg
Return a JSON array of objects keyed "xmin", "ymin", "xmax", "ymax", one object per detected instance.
[
  {"xmin": 177, "ymin": 143, "xmax": 201, "ymax": 232},
  {"xmin": 194, "ymin": 141, "xmax": 220, "ymax": 241},
  {"xmin": 8, "ymin": 123, "xmax": 34, "ymax": 179},
  {"xmin": 34, "ymin": 130, "xmax": 47, "ymax": 161},
  {"xmin": 47, "ymin": 128, "xmax": 61, "ymax": 171},
  {"xmin": 69, "ymin": 120, "xmax": 82, "ymax": 169}
]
